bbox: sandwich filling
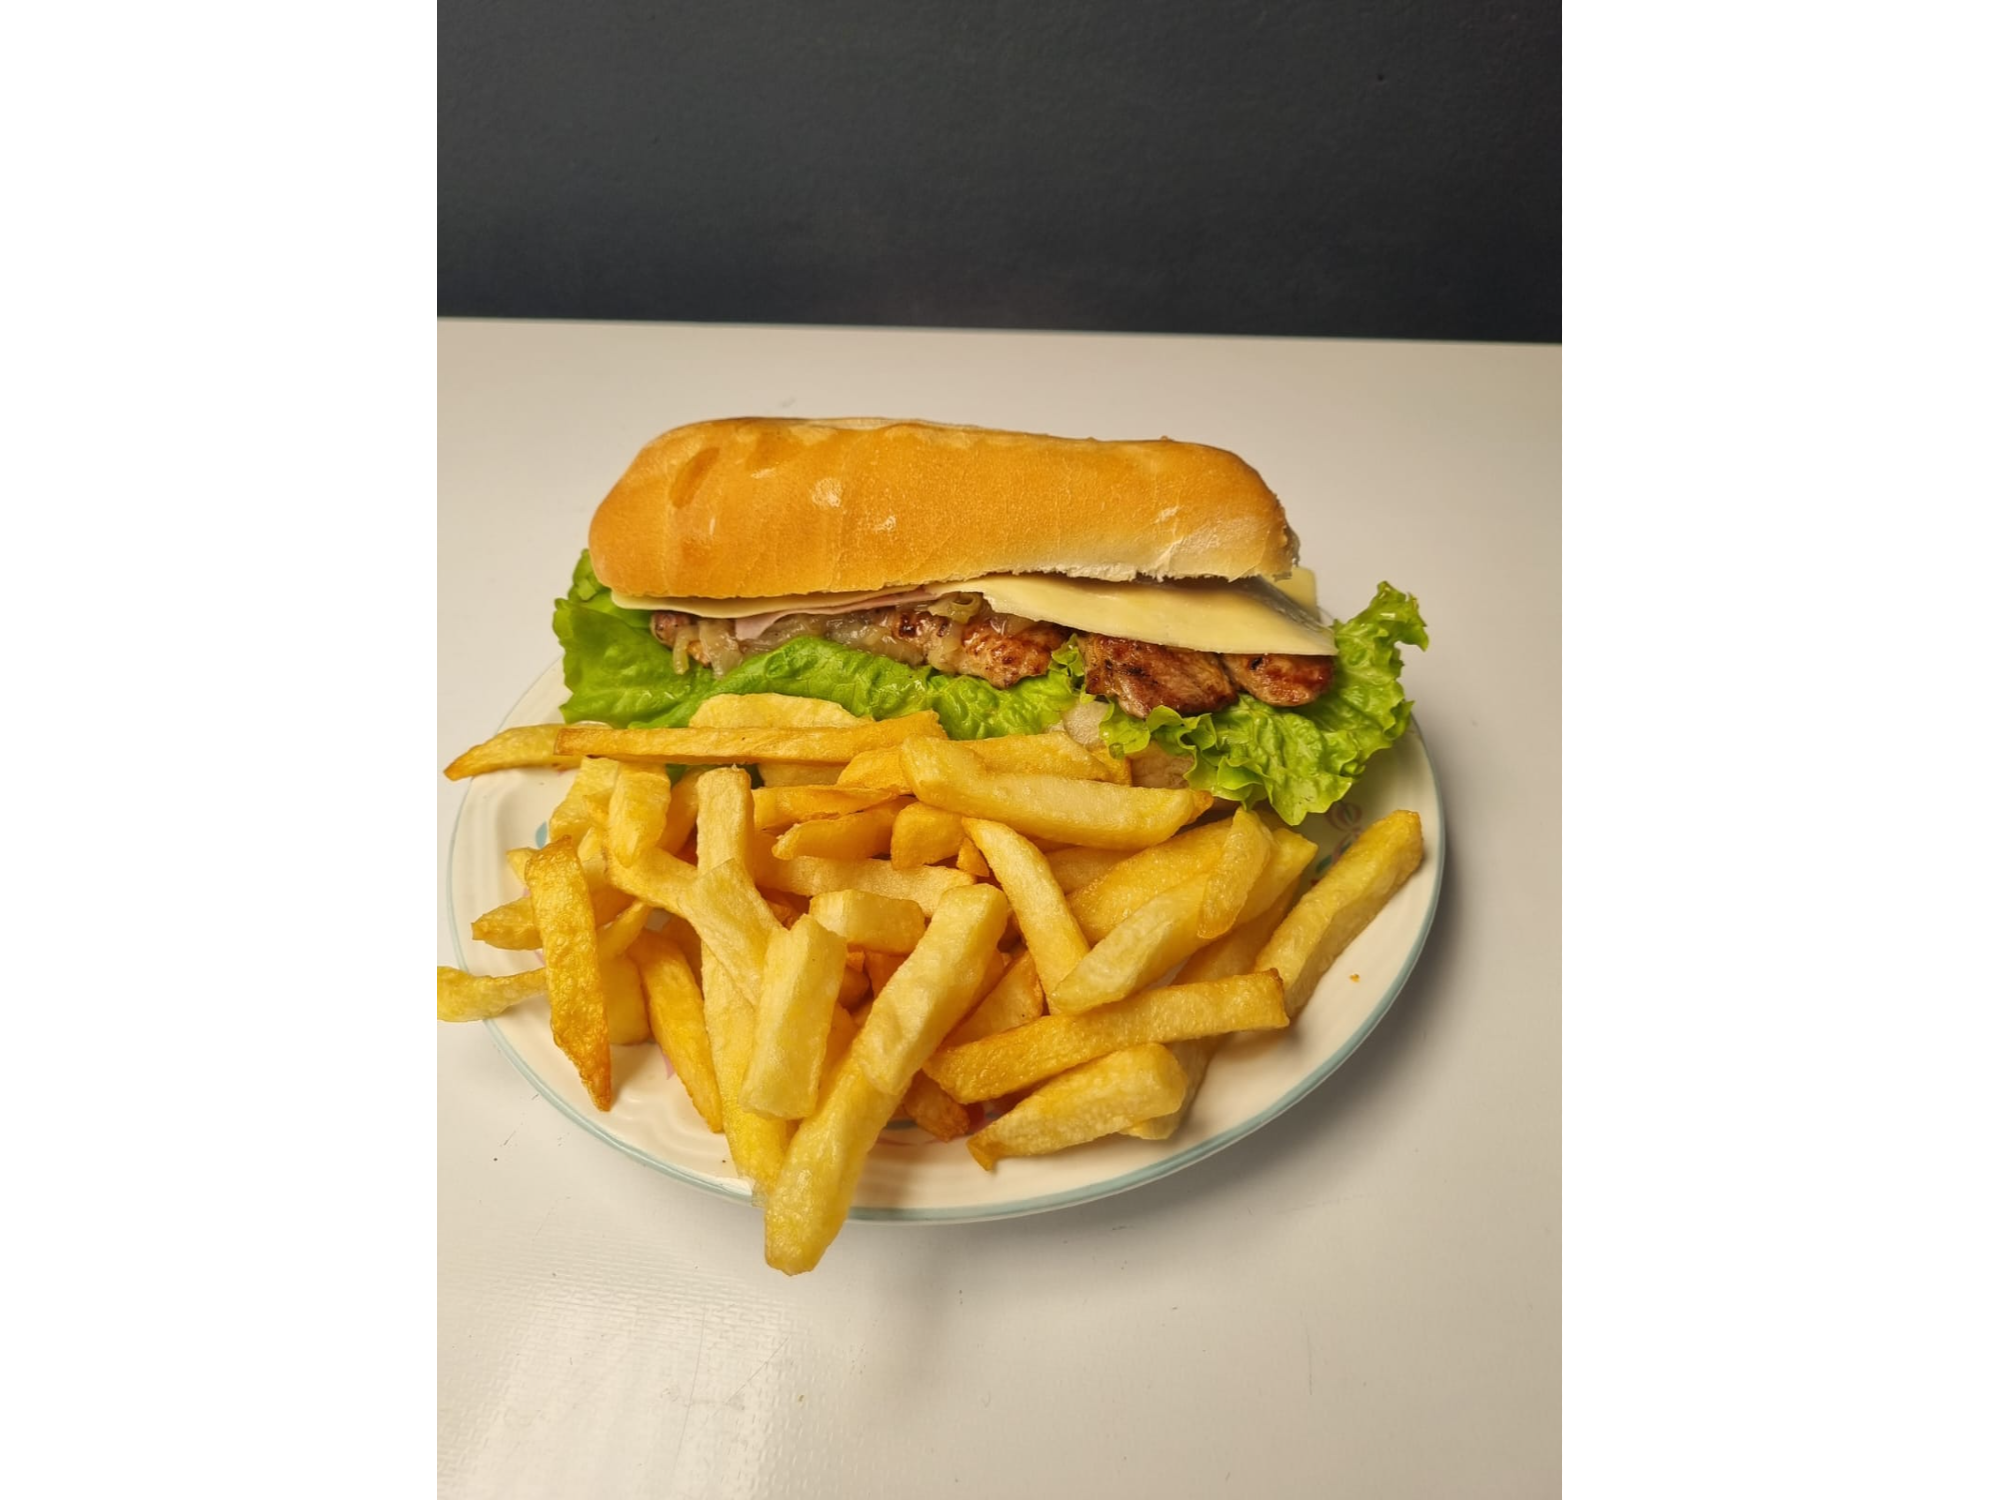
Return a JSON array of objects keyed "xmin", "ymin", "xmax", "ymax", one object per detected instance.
[
  {"xmin": 555, "ymin": 553, "xmax": 1426, "ymax": 825},
  {"xmin": 647, "ymin": 596, "xmax": 1334, "ymax": 718}
]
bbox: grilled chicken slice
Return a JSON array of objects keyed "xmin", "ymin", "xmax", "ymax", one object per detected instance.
[
  {"xmin": 1220, "ymin": 651, "xmax": 1335, "ymax": 707},
  {"xmin": 878, "ymin": 609, "xmax": 1069, "ymax": 687},
  {"xmin": 1079, "ymin": 636, "xmax": 1238, "ymax": 718},
  {"xmin": 954, "ymin": 616, "xmax": 1070, "ymax": 688}
]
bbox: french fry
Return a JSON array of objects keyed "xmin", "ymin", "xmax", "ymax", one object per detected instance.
[
  {"xmin": 1044, "ymin": 846, "xmax": 1126, "ymax": 893},
  {"xmin": 443, "ymin": 724, "xmax": 578, "ymax": 779},
  {"xmin": 956, "ymin": 839, "xmax": 991, "ymax": 878},
  {"xmin": 835, "ymin": 746, "xmax": 912, "ymax": 793},
  {"xmin": 926, "ymin": 971, "xmax": 1287, "ymax": 1103},
  {"xmin": 703, "ymin": 956, "xmax": 793, "ymax": 1193},
  {"xmin": 495, "ymin": 839, "xmax": 610, "ymax": 908},
  {"xmin": 1182, "ymin": 895, "xmax": 1297, "ymax": 988},
  {"xmin": 1255, "ymin": 810, "xmax": 1425, "ymax": 1018},
  {"xmin": 850, "ymin": 884, "xmax": 1013, "ymax": 1095},
  {"xmin": 471, "ymin": 880, "xmax": 630, "ymax": 949},
  {"xmin": 743, "ymin": 916, "xmax": 849, "ymax": 1120},
  {"xmin": 629, "ymin": 929, "xmax": 724, "ymax": 1132},
  {"xmin": 771, "ymin": 802, "xmax": 904, "ymax": 861},
  {"xmin": 934, "ymin": 949, "xmax": 1044, "ymax": 1052},
  {"xmin": 970, "ymin": 946, "xmax": 1013, "ymax": 1007},
  {"xmin": 837, "ymin": 962, "xmax": 872, "ymax": 1006},
  {"xmin": 764, "ymin": 1047, "xmax": 902, "ymax": 1275},
  {"xmin": 902, "ymin": 738, "xmax": 1211, "ymax": 850},
  {"xmin": 820, "ymin": 999, "xmax": 861, "ymax": 1103},
  {"xmin": 595, "ymin": 899, "xmax": 655, "ymax": 959},
  {"xmin": 755, "ymin": 763, "xmax": 843, "ymax": 788},
  {"xmin": 523, "ymin": 838, "xmax": 614, "ymax": 1110},
  {"xmin": 808, "ymin": 889, "xmax": 928, "ymax": 954},
  {"xmin": 1125, "ymin": 1043, "xmax": 1219, "ymax": 1141},
  {"xmin": 754, "ymin": 852, "xmax": 974, "ymax": 914},
  {"xmin": 1048, "ymin": 875, "xmax": 1211, "ymax": 1014},
  {"xmin": 658, "ymin": 769, "xmax": 703, "ymax": 856},
  {"xmin": 864, "ymin": 951, "xmax": 904, "ymax": 996},
  {"xmin": 663, "ymin": 914, "xmax": 703, "ymax": 983},
  {"xmin": 967, "ymin": 1044, "xmax": 1187, "ymax": 1169},
  {"xmin": 876, "ymin": 944, "xmax": 1000, "ymax": 1016},
  {"xmin": 963, "ymin": 819, "xmax": 1090, "ymax": 991},
  {"xmin": 608, "ymin": 763, "xmax": 676, "ymax": 866},
  {"xmin": 1260, "ymin": 825, "xmax": 1323, "ymax": 898},
  {"xmin": 1067, "ymin": 820, "xmax": 1234, "ymax": 942},
  {"xmin": 600, "ymin": 954, "xmax": 651, "ymax": 1045},
  {"xmin": 1123, "ymin": 894, "xmax": 1296, "ymax": 1140},
  {"xmin": 901, "ymin": 1071, "xmax": 976, "ymax": 1142},
  {"xmin": 558, "ymin": 713, "xmax": 943, "ymax": 764},
  {"xmin": 890, "ymin": 803, "xmax": 964, "ymax": 869},
  {"xmin": 436, "ymin": 965, "xmax": 544, "ymax": 1021},
  {"xmin": 752, "ymin": 786, "xmax": 900, "ymax": 829},
  {"xmin": 695, "ymin": 767, "xmax": 755, "ymax": 874},
  {"xmin": 958, "ymin": 732, "xmax": 1119, "ymax": 781},
  {"xmin": 604, "ymin": 844, "xmax": 699, "ymax": 916},
  {"xmin": 1197, "ymin": 806, "xmax": 1275, "ymax": 940},
  {"xmin": 1090, "ymin": 747, "xmax": 1134, "ymax": 786},
  {"xmin": 689, "ymin": 693, "xmax": 863, "ymax": 729},
  {"xmin": 684, "ymin": 858, "xmax": 784, "ymax": 999},
  {"xmin": 548, "ymin": 756, "xmax": 621, "ymax": 843}
]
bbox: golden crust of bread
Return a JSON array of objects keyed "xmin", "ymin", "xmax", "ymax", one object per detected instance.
[{"xmin": 587, "ymin": 418, "xmax": 1298, "ymax": 599}]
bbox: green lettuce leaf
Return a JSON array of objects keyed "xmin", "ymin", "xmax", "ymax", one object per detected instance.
[
  {"xmin": 700, "ymin": 635, "xmax": 1082, "ymax": 736},
  {"xmin": 566, "ymin": 551, "xmax": 655, "ymax": 629},
  {"xmin": 552, "ymin": 554, "xmax": 1082, "ymax": 735},
  {"xmin": 1097, "ymin": 583, "xmax": 1429, "ymax": 824},
  {"xmin": 552, "ymin": 593, "xmax": 723, "ymax": 727}
]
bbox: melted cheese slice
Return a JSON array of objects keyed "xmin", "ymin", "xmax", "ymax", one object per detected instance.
[
  {"xmin": 610, "ymin": 573, "xmax": 1334, "ymax": 655},
  {"xmin": 971, "ymin": 575, "xmax": 1332, "ymax": 655},
  {"xmin": 1272, "ymin": 567, "xmax": 1319, "ymax": 610}
]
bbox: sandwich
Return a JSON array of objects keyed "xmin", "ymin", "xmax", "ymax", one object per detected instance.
[{"xmin": 553, "ymin": 418, "xmax": 1427, "ymax": 824}]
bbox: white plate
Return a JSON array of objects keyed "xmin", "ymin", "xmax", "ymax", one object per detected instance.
[{"xmin": 447, "ymin": 661, "xmax": 1445, "ymax": 1223}]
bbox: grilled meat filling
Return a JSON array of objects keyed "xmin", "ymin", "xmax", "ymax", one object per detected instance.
[
  {"xmin": 882, "ymin": 609, "xmax": 1070, "ymax": 688},
  {"xmin": 1079, "ymin": 635, "xmax": 1241, "ymax": 719},
  {"xmin": 652, "ymin": 606, "xmax": 1333, "ymax": 714},
  {"xmin": 1220, "ymin": 652, "xmax": 1336, "ymax": 707}
]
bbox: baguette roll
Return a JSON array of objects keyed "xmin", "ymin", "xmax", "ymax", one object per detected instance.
[{"xmin": 588, "ymin": 418, "xmax": 1298, "ymax": 600}]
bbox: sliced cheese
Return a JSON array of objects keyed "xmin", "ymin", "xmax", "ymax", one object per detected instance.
[
  {"xmin": 610, "ymin": 574, "xmax": 1334, "ymax": 656},
  {"xmin": 1273, "ymin": 567, "xmax": 1318, "ymax": 610},
  {"xmin": 969, "ymin": 574, "xmax": 1333, "ymax": 656}
]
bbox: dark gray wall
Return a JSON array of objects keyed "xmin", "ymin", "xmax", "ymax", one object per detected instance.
[{"xmin": 440, "ymin": 1, "xmax": 1558, "ymax": 342}]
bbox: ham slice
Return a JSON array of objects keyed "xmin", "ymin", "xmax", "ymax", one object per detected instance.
[{"xmin": 730, "ymin": 587, "xmax": 945, "ymax": 641}]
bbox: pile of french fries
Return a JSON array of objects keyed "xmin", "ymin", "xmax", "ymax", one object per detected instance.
[{"xmin": 439, "ymin": 694, "xmax": 1424, "ymax": 1274}]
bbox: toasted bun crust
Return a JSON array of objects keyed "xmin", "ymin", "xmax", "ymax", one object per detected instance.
[{"xmin": 587, "ymin": 418, "xmax": 1298, "ymax": 599}]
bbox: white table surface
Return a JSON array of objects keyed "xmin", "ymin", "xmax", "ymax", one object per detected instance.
[{"xmin": 439, "ymin": 319, "xmax": 1560, "ymax": 1498}]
